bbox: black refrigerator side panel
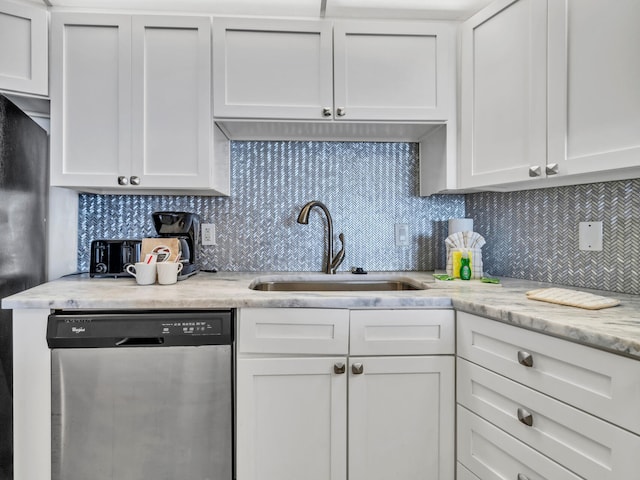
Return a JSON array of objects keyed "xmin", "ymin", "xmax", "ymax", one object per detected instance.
[{"xmin": 0, "ymin": 94, "xmax": 49, "ymax": 480}]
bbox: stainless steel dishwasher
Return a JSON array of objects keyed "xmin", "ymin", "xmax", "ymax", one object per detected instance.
[{"xmin": 47, "ymin": 310, "xmax": 233, "ymax": 480}]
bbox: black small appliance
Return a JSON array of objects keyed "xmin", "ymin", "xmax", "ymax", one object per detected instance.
[
  {"xmin": 152, "ymin": 211, "xmax": 200, "ymax": 278},
  {"xmin": 90, "ymin": 239, "xmax": 142, "ymax": 277}
]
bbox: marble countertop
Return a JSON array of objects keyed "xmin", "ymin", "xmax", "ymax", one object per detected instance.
[{"xmin": 3, "ymin": 271, "xmax": 640, "ymax": 360}]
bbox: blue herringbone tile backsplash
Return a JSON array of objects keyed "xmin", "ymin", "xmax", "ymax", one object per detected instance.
[
  {"xmin": 466, "ymin": 179, "xmax": 640, "ymax": 295},
  {"xmin": 78, "ymin": 141, "xmax": 465, "ymax": 273},
  {"xmin": 77, "ymin": 141, "xmax": 640, "ymax": 295}
]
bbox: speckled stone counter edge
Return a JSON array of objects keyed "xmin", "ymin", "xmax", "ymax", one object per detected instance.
[{"xmin": 3, "ymin": 272, "xmax": 640, "ymax": 360}]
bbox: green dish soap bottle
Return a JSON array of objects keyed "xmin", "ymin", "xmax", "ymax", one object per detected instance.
[{"xmin": 460, "ymin": 252, "xmax": 471, "ymax": 280}]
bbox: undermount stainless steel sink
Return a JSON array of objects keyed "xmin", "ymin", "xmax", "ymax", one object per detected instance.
[{"xmin": 250, "ymin": 277, "xmax": 427, "ymax": 292}]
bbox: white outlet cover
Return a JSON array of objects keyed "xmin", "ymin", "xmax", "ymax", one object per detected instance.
[
  {"xmin": 201, "ymin": 223, "xmax": 216, "ymax": 246},
  {"xmin": 579, "ymin": 221, "xmax": 603, "ymax": 251}
]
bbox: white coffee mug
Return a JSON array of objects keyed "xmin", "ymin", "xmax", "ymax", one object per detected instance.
[
  {"xmin": 126, "ymin": 262, "xmax": 157, "ymax": 285},
  {"xmin": 157, "ymin": 262, "xmax": 184, "ymax": 285}
]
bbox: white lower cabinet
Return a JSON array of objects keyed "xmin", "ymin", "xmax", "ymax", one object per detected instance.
[
  {"xmin": 236, "ymin": 308, "xmax": 455, "ymax": 480},
  {"xmin": 348, "ymin": 356, "xmax": 454, "ymax": 480},
  {"xmin": 457, "ymin": 311, "xmax": 640, "ymax": 479},
  {"xmin": 236, "ymin": 356, "xmax": 347, "ymax": 480}
]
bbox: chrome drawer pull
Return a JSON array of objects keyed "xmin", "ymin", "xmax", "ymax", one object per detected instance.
[
  {"xmin": 352, "ymin": 363, "xmax": 364, "ymax": 375},
  {"xmin": 528, "ymin": 165, "xmax": 542, "ymax": 177},
  {"xmin": 517, "ymin": 407, "xmax": 533, "ymax": 427},
  {"xmin": 333, "ymin": 362, "xmax": 345, "ymax": 374},
  {"xmin": 517, "ymin": 474, "xmax": 530, "ymax": 480},
  {"xmin": 517, "ymin": 350, "xmax": 534, "ymax": 367}
]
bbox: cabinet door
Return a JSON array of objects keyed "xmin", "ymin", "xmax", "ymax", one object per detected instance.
[
  {"xmin": 50, "ymin": 13, "xmax": 132, "ymax": 188},
  {"xmin": 213, "ymin": 18, "xmax": 333, "ymax": 120},
  {"xmin": 131, "ymin": 16, "xmax": 212, "ymax": 189},
  {"xmin": 348, "ymin": 356, "xmax": 454, "ymax": 480},
  {"xmin": 236, "ymin": 357, "xmax": 347, "ymax": 480},
  {"xmin": 333, "ymin": 21, "xmax": 455, "ymax": 121},
  {"xmin": 547, "ymin": 0, "xmax": 640, "ymax": 177},
  {"xmin": 0, "ymin": 0, "xmax": 47, "ymax": 95},
  {"xmin": 460, "ymin": 0, "xmax": 547, "ymax": 188}
]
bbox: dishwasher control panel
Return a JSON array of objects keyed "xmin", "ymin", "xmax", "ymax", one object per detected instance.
[{"xmin": 47, "ymin": 310, "xmax": 233, "ymax": 348}]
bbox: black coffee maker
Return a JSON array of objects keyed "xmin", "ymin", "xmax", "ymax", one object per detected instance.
[{"xmin": 152, "ymin": 211, "xmax": 200, "ymax": 278}]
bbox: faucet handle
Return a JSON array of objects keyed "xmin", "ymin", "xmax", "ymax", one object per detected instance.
[{"xmin": 330, "ymin": 233, "xmax": 345, "ymax": 273}]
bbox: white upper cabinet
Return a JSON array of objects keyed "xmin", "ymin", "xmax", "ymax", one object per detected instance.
[
  {"xmin": 51, "ymin": 13, "xmax": 229, "ymax": 195},
  {"xmin": 460, "ymin": 0, "xmax": 547, "ymax": 189},
  {"xmin": 213, "ymin": 18, "xmax": 455, "ymax": 123},
  {"xmin": 547, "ymin": 0, "xmax": 640, "ymax": 177},
  {"xmin": 333, "ymin": 21, "xmax": 454, "ymax": 122},
  {"xmin": 130, "ymin": 16, "xmax": 214, "ymax": 190},
  {"xmin": 50, "ymin": 13, "xmax": 132, "ymax": 188},
  {"xmin": 213, "ymin": 18, "xmax": 333, "ymax": 120},
  {"xmin": 460, "ymin": 0, "xmax": 640, "ymax": 191},
  {"xmin": 0, "ymin": 0, "xmax": 48, "ymax": 96}
]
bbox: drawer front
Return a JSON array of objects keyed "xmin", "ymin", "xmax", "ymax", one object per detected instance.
[
  {"xmin": 456, "ymin": 464, "xmax": 480, "ymax": 480},
  {"xmin": 458, "ymin": 358, "xmax": 640, "ymax": 479},
  {"xmin": 350, "ymin": 309, "xmax": 454, "ymax": 355},
  {"xmin": 457, "ymin": 312, "xmax": 640, "ymax": 434},
  {"xmin": 457, "ymin": 406, "xmax": 582, "ymax": 480},
  {"xmin": 238, "ymin": 308, "xmax": 349, "ymax": 355}
]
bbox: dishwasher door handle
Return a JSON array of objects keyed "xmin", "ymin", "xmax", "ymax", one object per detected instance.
[{"xmin": 115, "ymin": 337, "xmax": 165, "ymax": 346}]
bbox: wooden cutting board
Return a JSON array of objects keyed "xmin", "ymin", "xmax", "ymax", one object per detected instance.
[{"xmin": 526, "ymin": 288, "xmax": 620, "ymax": 310}]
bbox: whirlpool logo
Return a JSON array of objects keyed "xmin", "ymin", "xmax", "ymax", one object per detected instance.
[{"xmin": 71, "ymin": 327, "xmax": 86, "ymax": 334}]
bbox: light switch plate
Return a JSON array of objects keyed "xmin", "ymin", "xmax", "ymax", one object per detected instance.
[
  {"xmin": 395, "ymin": 223, "xmax": 409, "ymax": 246},
  {"xmin": 579, "ymin": 221, "xmax": 603, "ymax": 251}
]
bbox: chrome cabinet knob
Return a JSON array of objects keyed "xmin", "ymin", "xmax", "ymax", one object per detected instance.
[
  {"xmin": 336, "ymin": 107, "xmax": 346, "ymax": 117},
  {"xmin": 528, "ymin": 166, "xmax": 542, "ymax": 177},
  {"xmin": 333, "ymin": 362, "xmax": 346, "ymax": 374},
  {"xmin": 517, "ymin": 407, "xmax": 534, "ymax": 427},
  {"xmin": 517, "ymin": 350, "xmax": 534, "ymax": 367},
  {"xmin": 546, "ymin": 163, "xmax": 559, "ymax": 175},
  {"xmin": 322, "ymin": 107, "xmax": 332, "ymax": 117},
  {"xmin": 351, "ymin": 363, "xmax": 364, "ymax": 375},
  {"xmin": 117, "ymin": 176, "xmax": 129, "ymax": 186},
  {"xmin": 130, "ymin": 176, "xmax": 140, "ymax": 186}
]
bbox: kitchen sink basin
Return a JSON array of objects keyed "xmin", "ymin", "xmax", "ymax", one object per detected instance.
[{"xmin": 250, "ymin": 277, "xmax": 427, "ymax": 292}]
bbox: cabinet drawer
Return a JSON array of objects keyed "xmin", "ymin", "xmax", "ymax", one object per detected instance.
[
  {"xmin": 456, "ymin": 464, "xmax": 480, "ymax": 480},
  {"xmin": 457, "ymin": 407, "xmax": 582, "ymax": 480},
  {"xmin": 457, "ymin": 312, "xmax": 640, "ymax": 434},
  {"xmin": 458, "ymin": 358, "xmax": 640, "ymax": 479},
  {"xmin": 349, "ymin": 309, "xmax": 454, "ymax": 355},
  {"xmin": 238, "ymin": 308, "xmax": 349, "ymax": 355}
]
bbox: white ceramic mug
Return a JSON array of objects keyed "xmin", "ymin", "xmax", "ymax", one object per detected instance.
[
  {"xmin": 126, "ymin": 262, "xmax": 157, "ymax": 285},
  {"xmin": 157, "ymin": 262, "xmax": 184, "ymax": 285}
]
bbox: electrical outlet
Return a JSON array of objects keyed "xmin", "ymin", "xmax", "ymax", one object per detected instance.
[
  {"xmin": 395, "ymin": 223, "xmax": 409, "ymax": 246},
  {"xmin": 201, "ymin": 223, "xmax": 216, "ymax": 246},
  {"xmin": 579, "ymin": 221, "xmax": 602, "ymax": 251}
]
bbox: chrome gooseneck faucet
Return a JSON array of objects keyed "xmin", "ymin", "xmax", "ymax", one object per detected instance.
[{"xmin": 297, "ymin": 200, "xmax": 345, "ymax": 274}]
